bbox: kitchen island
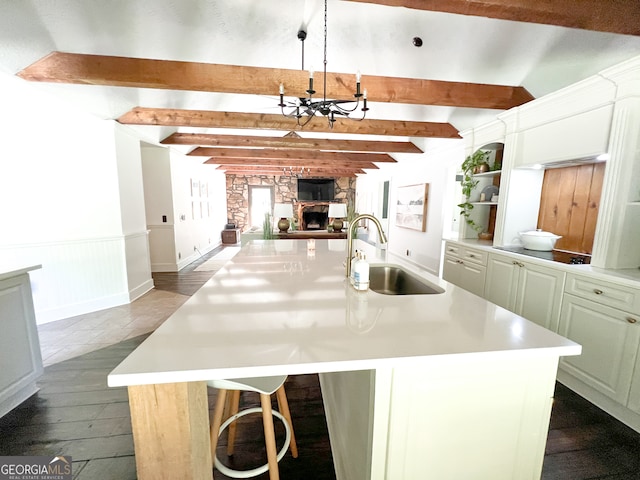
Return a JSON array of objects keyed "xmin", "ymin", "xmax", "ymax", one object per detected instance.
[
  {"xmin": 108, "ymin": 239, "xmax": 580, "ymax": 480},
  {"xmin": 0, "ymin": 264, "xmax": 43, "ymax": 418}
]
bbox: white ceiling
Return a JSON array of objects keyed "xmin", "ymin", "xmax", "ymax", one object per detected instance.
[{"xmin": 2, "ymin": 0, "xmax": 640, "ymax": 149}]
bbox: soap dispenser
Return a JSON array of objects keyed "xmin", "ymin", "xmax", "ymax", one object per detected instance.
[
  {"xmin": 353, "ymin": 252, "xmax": 370, "ymax": 291},
  {"xmin": 349, "ymin": 250, "xmax": 359, "ymax": 286}
]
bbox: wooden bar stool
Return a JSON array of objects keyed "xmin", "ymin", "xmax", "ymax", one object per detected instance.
[{"xmin": 208, "ymin": 375, "xmax": 298, "ymax": 480}]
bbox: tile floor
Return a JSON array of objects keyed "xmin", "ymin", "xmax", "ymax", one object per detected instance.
[
  {"xmin": 37, "ymin": 289, "xmax": 189, "ymax": 366},
  {"xmin": 35, "ymin": 244, "xmax": 234, "ymax": 366}
]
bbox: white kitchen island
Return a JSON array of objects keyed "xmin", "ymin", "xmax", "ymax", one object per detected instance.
[
  {"xmin": 108, "ymin": 239, "xmax": 580, "ymax": 480},
  {"xmin": 0, "ymin": 264, "xmax": 43, "ymax": 418}
]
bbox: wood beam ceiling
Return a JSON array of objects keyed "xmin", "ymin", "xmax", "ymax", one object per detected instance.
[
  {"xmin": 204, "ymin": 157, "xmax": 378, "ymax": 169},
  {"xmin": 118, "ymin": 107, "xmax": 460, "ymax": 138},
  {"xmin": 212, "ymin": 165, "xmax": 364, "ymax": 177},
  {"xmin": 188, "ymin": 147, "xmax": 395, "ymax": 164},
  {"xmin": 345, "ymin": 0, "xmax": 640, "ymax": 36},
  {"xmin": 161, "ymin": 133, "xmax": 423, "ymax": 154},
  {"xmin": 18, "ymin": 52, "xmax": 533, "ymax": 111}
]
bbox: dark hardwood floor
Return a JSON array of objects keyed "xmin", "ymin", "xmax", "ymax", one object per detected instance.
[{"xmin": 1, "ymin": 246, "xmax": 639, "ymax": 479}]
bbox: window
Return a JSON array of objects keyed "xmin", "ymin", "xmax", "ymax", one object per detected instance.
[{"xmin": 249, "ymin": 186, "xmax": 274, "ymax": 229}]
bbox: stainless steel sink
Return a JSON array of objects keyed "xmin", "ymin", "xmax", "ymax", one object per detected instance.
[{"xmin": 369, "ymin": 265, "xmax": 445, "ymax": 295}]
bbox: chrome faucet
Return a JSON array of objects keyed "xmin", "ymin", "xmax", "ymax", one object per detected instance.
[{"xmin": 346, "ymin": 214, "xmax": 388, "ymax": 277}]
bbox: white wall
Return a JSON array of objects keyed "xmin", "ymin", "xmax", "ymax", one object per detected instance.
[
  {"xmin": 142, "ymin": 145, "xmax": 228, "ymax": 272},
  {"xmin": 357, "ymin": 139, "xmax": 463, "ymax": 275},
  {"xmin": 170, "ymin": 151, "xmax": 228, "ymax": 269},
  {"xmin": 0, "ymin": 73, "xmax": 151, "ymax": 323}
]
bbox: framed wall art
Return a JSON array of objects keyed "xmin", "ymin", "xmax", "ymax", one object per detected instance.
[{"xmin": 396, "ymin": 183, "xmax": 428, "ymax": 231}]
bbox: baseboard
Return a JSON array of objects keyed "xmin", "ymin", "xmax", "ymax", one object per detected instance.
[
  {"xmin": 35, "ymin": 292, "xmax": 131, "ymax": 325},
  {"xmin": 129, "ymin": 279, "xmax": 154, "ymax": 302}
]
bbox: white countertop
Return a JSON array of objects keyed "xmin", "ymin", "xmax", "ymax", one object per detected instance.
[
  {"xmin": 0, "ymin": 264, "xmax": 42, "ymax": 282},
  {"xmin": 108, "ymin": 239, "xmax": 580, "ymax": 387}
]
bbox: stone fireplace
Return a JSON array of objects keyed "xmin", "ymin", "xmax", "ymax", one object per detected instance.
[{"xmin": 225, "ymin": 175, "xmax": 355, "ymax": 232}]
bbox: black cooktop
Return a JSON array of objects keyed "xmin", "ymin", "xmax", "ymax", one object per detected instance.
[{"xmin": 494, "ymin": 246, "xmax": 591, "ymax": 265}]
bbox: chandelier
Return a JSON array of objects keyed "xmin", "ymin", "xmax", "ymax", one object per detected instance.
[{"xmin": 278, "ymin": 0, "xmax": 369, "ymax": 128}]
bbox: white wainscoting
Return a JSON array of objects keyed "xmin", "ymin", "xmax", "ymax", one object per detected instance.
[
  {"xmin": 124, "ymin": 231, "xmax": 154, "ymax": 301},
  {"xmin": 1, "ymin": 234, "xmax": 152, "ymax": 324}
]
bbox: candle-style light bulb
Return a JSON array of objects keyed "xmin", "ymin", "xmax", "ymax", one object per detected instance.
[
  {"xmin": 356, "ymin": 70, "xmax": 361, "ymax": 82},
  {"xmin": 279, "ymin": 84, "xmax": 284, "ymax": 95},
  {"xmin": 355, "ymin": 70, "xmax": 362, "ymax": 97},
  {"xmin": 362, "ymin": 89, "xmax": 369, "ymax": 112},
  {"xmin": 307, "ymin": 67, "xmax": 315, "ymax": 95}
]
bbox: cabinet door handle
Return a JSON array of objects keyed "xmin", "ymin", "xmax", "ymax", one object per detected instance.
[
  {"xmin": 512, "ymin": 261, "xmax": 524, "ymax": 267},
  {"xmin": 469, "ymin": 254, "xmax": 476, "ymax": 258},
  {"xmin": 628, "ymin": 317, "xmax": 638, "ymax": 324},
  {"xmin": 457, "ymin": 259, "xmax": 464, "ymax": 264},
  {"xmin": 593, "ymin": 289, "xmax": 604, "ymax": 295}
]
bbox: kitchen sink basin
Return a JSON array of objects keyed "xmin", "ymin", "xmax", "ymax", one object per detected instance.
[{"xmin": 369, "ymin": 265, "xmax": 445, "ymax": 295}]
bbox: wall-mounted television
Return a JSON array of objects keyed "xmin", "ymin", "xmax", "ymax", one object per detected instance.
[{"xmin": 297, "ymin": 178, "xmax": 335, "ymax": 201}]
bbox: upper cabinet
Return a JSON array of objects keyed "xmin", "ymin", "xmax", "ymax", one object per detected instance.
[
  {"xmin": 513, "ymin": 105, "xmax": 613, "ymax": 169},
  {"xmin": 457, "ymin": 56, "xmax": 640, "ymax": 270}
]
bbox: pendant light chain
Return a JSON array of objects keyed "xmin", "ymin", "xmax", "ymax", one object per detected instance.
[
  {"xmin": 323, "ymin": 0, "xmax": 328, "ymax": 105},
  {"xmin": 278, "ymin": 0, "xmax": 368, "ymax": 128}
]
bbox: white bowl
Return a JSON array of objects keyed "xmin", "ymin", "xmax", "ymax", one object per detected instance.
[{"xmin": 519, "ymin": 230, "xmax": 562, "ymax": 251}]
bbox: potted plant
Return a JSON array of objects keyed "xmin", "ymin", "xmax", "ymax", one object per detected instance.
[{"xmin": 458, "ymin": 150, "xmax": 490, "ymax": 234}]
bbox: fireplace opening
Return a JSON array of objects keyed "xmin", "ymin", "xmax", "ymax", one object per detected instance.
[{"xmin": 303, "ymin": 211, "xmax": 328, "ymax": 230}]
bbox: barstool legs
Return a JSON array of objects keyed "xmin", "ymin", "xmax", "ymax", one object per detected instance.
[
  {"xmin": 209, "ymin": 383, "xmax": 297, "ymax": 479},
  {"xmin": 210, "ymin": 389, "xmax": 228, "ymax": 461},
  {"xmin": 226, "ymin": 390, "xmax": 241, "ymax": 456},
  {"xmin": 275, "ymin": 386, "xmax": 298, "ymax": 458},
  {"xmin": 260, "ymin": 393, "xmax": 280, "ymax": 480}
]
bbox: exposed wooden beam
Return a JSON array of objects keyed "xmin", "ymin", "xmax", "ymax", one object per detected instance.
[
  {"xmin": 118, "ymin": 107, "xmax": 460, "ymax": 138},
  {"xmin": 203, "ymin": 157, "xmax": 379, "ymax": 169},
  {"xmin": 216, "ymin": 165, "xmax": 364, "ymax": 177},
  {"xmin": 18, "ymin": 52, "xmax": 533, "ymax": 110},
  {"xmin": 188, "ymin": 147, "xmax": 395, "ymax": 164},
  {"xmin": 161, "ymin": 132, "xmax": 423, "ymax": 154},
  {"xmin": 345, "ymin": 0, "xmax": 640, "ymax": 37}
]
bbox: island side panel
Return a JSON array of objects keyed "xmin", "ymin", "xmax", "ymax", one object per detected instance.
[
  {"xmin": 128, "ymin": 381, "xmax": 213, "ymax": 480},
  {"xmin": 319, "ymin": 370, "xmax": 377, "ymax": 480},
  {"xmin": 0, "ymin": 272, "xmax": 43, "ymax": 418},
  {"xmin": 383, "ymin": 354, "xmax": 559, "ymax": 480}
]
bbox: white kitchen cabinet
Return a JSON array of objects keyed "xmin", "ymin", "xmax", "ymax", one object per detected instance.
[
  {"xmin": 558, "ymin": 293, "xmax": 640, "ymax": 405},
  {"xmin": 442, "ymin": 242, "xmax": 487, "ymax": 297},
  {"xmin": 484, "ymin": 253, "xmax": 565, "ymax": 331},
  {"xmin": 0, "ymin": 267, "xmax": 43, "ymax": 418}
]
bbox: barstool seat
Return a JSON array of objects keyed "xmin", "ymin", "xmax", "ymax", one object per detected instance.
[{"xmin": 208, "ymin": 375, "xmax": 298, "ymax": 480}]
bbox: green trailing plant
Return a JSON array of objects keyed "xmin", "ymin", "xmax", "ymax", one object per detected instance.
[
  {"xmin": 458, "ymin": 150, "xmax": 491, "ymax": 233},
  {"xmin": 262, "ymin": 213, "xmax": 274, "ymax": 239}
]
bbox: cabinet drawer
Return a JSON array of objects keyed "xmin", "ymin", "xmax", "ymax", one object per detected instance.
[
  {"xmin": 565, "ymin": 273, "xmax": 639, "ymax": 313},
  {"xmin": 461, "ymin": 248, "xmax": 487, "ymax": 266},
  {"xmin": 444, "ymin": 242, "xmax": 460, "ymax": 257}
]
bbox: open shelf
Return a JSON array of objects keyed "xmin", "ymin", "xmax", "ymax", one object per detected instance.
[
  {"xmin": 472, "ymin": 170, "xmax": 502, "ymax": 178},
  {"xmin": 471, "ymin": 202, "xmax": 499, "ymax": 206}
]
